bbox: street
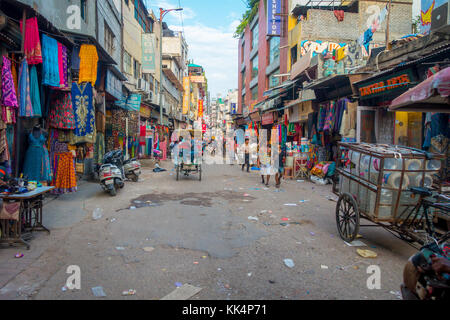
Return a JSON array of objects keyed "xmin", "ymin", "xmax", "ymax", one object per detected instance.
[{"xmin": 0, "ymin": 161, "xmax": 416, "ymax": 300}]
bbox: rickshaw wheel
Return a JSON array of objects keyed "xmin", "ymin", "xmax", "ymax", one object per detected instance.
[
  {"xmin": 336, "ymin": 192, "xmax": 360, "ymax": 242},
  {"xmin": 176, "ymin": 165, "xmax": 180, "ymax": 181}
]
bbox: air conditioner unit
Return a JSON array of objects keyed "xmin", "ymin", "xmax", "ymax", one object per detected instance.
[
  {"xmin": 137, "ymin": 78, "xmax": 149, "ymax": 92},
  {"xmin": 431, "ymin": 0, "xmax": 450, "ymax": 32}
]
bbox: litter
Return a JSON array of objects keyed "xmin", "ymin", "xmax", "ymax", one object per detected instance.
[
  {"xmin": 143, "ymin": 247, "xmax": 154, "ymax": 252},
  {"xmin": 247, "ymin": 273, "xmax": 252, "ymax": 277},
  {"xmin": 193, "ymin": 261, "xmax": 199, "ymax": 265},
  {"xmin": 91, "ymin": 286, "xmax": 107, "ymax": 297},
  {"xmin": 284, "ymin": 259, "xmax": 295, "ymax": 268},
  {"xmin": 217, "ymin": 268, "xmax": 222, "ymax": 271},
  {"xmin": 281, "ymin": 217, "xmax": 290, "ymax": 221},
  {"xmin": 92, "ymin": 208, "xmax": 103, "ymax": 220},
  {"xmin": 110, "ymin": 218, "xmax": 116, "ymax": 222},
  {"xmin": 161, "ymin": 284, "xmax": 202, "ymax": 300},
  {"xmin": 122, "ymin": 289, "xmax": 136, "ymax": 296},
  {"xmin": 299, "ymin": 200, "xmax": 309, "ymax": 203},
  {"xmin": 175, "ymin": 282, "xmax": 183, "ymax": 287},
  {"xmin": 243, "ymin": 194, "xmax": 250, "ymax": 196},
  {"xmin": 260, "ymin": 210, "xmax": 268, "ymax": 214},
  {"xmin": 297, "ymin": 180, "xmax": 305, "ymax": 183},
  {"xmin": 326, "ymin": 195, "xmax": 339, "ymax": 202},
  {"xmin": 309, "ymin": 232, "xmax": 315, "ymax": 236},
  {"xmin": 202, "ymin": 256, "xmax": 207, "ymax": 259},
  {"xmin": 115, "ymin": 247, "xmax": 125, "ymax": 251},
  {"xmin": 263, "ymin": 222, "xmax": 271, "ymax": 226},
  {"xmin": 284, "ymin": 204, "xmax": 297, "ymax": 206},
  {"xmin": 224, "ymin": 284, "xmax": 231, "ymax": 289},
  {"xmin": 130, "ymin": 206, "xmax": 136, "ymax": 210},
  {"xmin": 15, "ymin": 253, "xmax": 24, "ymax": 258},
  {"xmin": 248, "ymin": 216, "xmax": 259, "ymax": 221},
  {"xmin": 321, "ymin": 265, "xmax": 329, "ymax": 269},
  {"xmin": 249, "ymin": 188, "xmax": 261, "ymax": 190},
  {"xmin": 356, "ymin": 249, "xmax": 378, "ymax": 258},
  {"xmin": 243, "ymin": 199, "xmax": 250, "ymax": 202},
  {"xmin": 280, "ymin": 223, "xmax": 289, "ymax": 226},
  {"xmin": 344, "ymin": 240, "xmax": 367, "ymax": 247},
  {"xmin": 268, "ymin": 280, "xmax": 275, "ymax": 284},
  {"xmin": 61, "ymin": 286, "xmax": 68, "ymax": 292}
]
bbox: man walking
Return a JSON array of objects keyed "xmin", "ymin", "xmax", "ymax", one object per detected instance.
[
  {"xmin": 275, "ymin": 144, "xmax": 286, "ymax": 188},
  {"xmin": 242, "ymin": 138, "xmax": 250, "ymax": 172}
]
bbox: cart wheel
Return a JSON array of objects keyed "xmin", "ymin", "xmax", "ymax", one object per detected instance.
[
  {"xmin": 199, "ymin": 165, "xmax": 202, "ymax": 181},
  {"xmin": 336, "ymin": 192, "xmax": 360, "ymax": 242},
  {"xmin": 176, "ymin": 166, "xmax": 180, "ymax": 181}
]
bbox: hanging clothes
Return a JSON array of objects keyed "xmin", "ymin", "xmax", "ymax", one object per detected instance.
[
  {"xmin": 72, "ymin": 82, "xmax": 95, "ymax": 137},
  {"xmin": 1, "ymin": 56, "xmax": 18, "ymax": 108},
  {"xmin": 56, "ymin": 43, "xmax": 69, "ymax": 89},
  {"xmin": 41, "ymin": 34, "xmax": 60, "ymax": 87},
  {"xmin": 20, "ymin": 17, "xmax": 43, "ymax": 65},
  {"xmin": 18, "ymin": 59, "xmax": 34, "ymax": 117},
  {"xmin": 78, "ymin": 44, "xmax": 98, "ymax": 84},
  {"xmin": 48, "ymin": 91, "xmax": 76, "ymax": 129},
  {"xmin": 52, "ymin": 152, "xmax": 77, "ymax": 194},
  {"xmin": 29, "ymin": 65, "xmax": 42, "ymax": 117},
  {"xmin": 23, "ymin": 132, "xmax": 52, "ymax": 181}
]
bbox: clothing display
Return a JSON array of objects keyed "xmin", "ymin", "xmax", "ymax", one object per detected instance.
[
  {"xmin": 78, "ymin": 44, "xmax": 98, "ymax": 84},
  {"xmin": 23, "ymin": 132, "xmax": 52, "ymax": 181},
  {"xmin": 72, "ymin": 82, "xmax": 95, "ymax": 137},
  {"xmin": 52, "ymin": 152, "xmax": 77, "ymax": 194},
  {"xmin": 57, "ymin": 43, "xmax": 69, "ymax": 89},
  {"xmin": 48, "ymin": 91, "xmax": 76, "ymax": 129},
  {"xmin": 41, "ymin": 34, "xmax": 60, "ymax": 87},
  {"xmin": 20, "ymin": 17, "xmax": 43, "ymax": 65},
  {"xmin": 29, "ymin": 65, "xmax": 42, "ymax": 117},
  {"xmin": 18, "ymin": 59, "xmax": 33, "ymax": 117},
  {"xmin": 1, "ymin": 56, "xmax": 18, "ymax": 108}
]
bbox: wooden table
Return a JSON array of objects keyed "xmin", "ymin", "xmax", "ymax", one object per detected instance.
[{"xmin": 0, "ymin": 186, "xmax": 55, "ymax": 249}]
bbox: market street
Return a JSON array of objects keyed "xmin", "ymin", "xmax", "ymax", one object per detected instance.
[{"xmin": 0, "ymin": 161, "xmax": 416, "ymax": 300}]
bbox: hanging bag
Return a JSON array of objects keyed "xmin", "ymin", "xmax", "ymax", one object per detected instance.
[{"xmin": 0, "ymin": 201, "xmax": 21, "ymax": 221}]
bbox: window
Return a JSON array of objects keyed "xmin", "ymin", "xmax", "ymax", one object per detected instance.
[
  {"xmin": 123, "ymin": 51, "xmax": 132, "ymax": 74},
  {"xmin": 134, "ymin": 60, "xmax": 141, "ymax": 79},
  {"xmin": 81, "ymin": 0, "xmax": 87, "ymax": 22},
  {"xmin": 251, "ymin": 85, "xmax": 258, "ymax": 101},
  {"xmin": 251, "ymin": 23, "xmax": 258, "ymax": 49},
  {"xmin": 241, "ymin": 69, "xmax": 245, "ymax": 88},
  {"xmin": 134, "ymin": 0, "xmax": 139, "ymax": 20},
  {"xmin": 290, "ymin": 45, "xmax": 298, "ymax": 66},
  {"xmin": 104, "ymin": 23, "xmax": 115, "ymax": 57},
  {"xmin": 268, "ymin": 69, "xmax": 280, "ymax": 89},
  {"xmin": 241, "ymin": 42, "xmax": 245, "ymax": 63},
  {"xmin": 251, "ymin": 55, "xmax": 258, "ymax": 79},
  {"xmin": 269, "ymin": 36, "xmax": 280, "ymax": 65}
]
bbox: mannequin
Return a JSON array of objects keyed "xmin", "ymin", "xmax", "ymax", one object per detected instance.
[{"xmin": 23, "ymin": 124, "xmax": 51, "ymax": 182}]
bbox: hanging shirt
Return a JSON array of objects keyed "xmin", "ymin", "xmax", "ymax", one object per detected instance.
[
  {"xmin": 18, "ymin": 59, "xmax": 33, "ymax": 117},
  {"xmin": 78, "ymin": 44, "xmax": 99, "ymax": 84}
]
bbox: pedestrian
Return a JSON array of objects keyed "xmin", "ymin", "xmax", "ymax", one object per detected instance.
[
  {"xmin": 242, "ymin": 138, "xmax": 250, "ymax": 172},
  {"xmin": 275, "ymin": 144, "xmax": 286, "ymax": 188},
  {"xmin": 258, "ymin": 144, "xmax": 272, "ymax": 187}
]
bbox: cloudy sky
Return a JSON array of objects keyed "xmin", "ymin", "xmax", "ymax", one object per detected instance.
[{"xmin": 145, "ymin": 0, "xmax": 247, "ymax": 99}]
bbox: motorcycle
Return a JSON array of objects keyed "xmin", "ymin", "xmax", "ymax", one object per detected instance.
[
  {"xmin": 123, "ymin": 158, "xmax": 142, "ymax": 182},
  {"xmin": 98, "ymin": 150, "xmax": 125, "ymax": 196}
]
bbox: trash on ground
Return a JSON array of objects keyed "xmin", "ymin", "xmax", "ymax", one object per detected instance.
[
  {"xmin": 309, "ymin": 232, "xmax": 315, "ymax": 236},
  {"xmin": 110, "ymin": 218, "xmax": 116, "ymax": 222},
  {"xmin": 61, "ymin": 286, "xmax": 68, "ymax": 292},
  {"xmin": 243, "ymin": 193, "xmax": 250, "ymax": 197},
  {"xmin": 321, "ymin": 265, "xmax": 329, "ymax": 269},
  {"xmin": 263, "ymin": 222, "xmax": 271, "ymax": 226},
  {"xmin": 344, "ymin": 240, "xmax": 367, "ymax": 247},
  {"xmin": 356, "ymin": 249, "xmax": 377, "ymax": 258},
  {"xmin": 248, "ymin": 216, "xmax": 259, "ymax": 221},
  {"xmin": 281, "ymin": 217, "xmax": 290, "ymax": 221},
  {"xmin": 299, "ymin": 200, "xmax": 309, "ymax": 203},
  {"xmin": 224, "ymin": 284, "xmax": 231, "ymax": 289},
  {"xmin": 142, "ymin": 247, "xmax": 154, "ymax": 252},
  {"xmin": 92, "ymin": 208, "xmax": 103, "ymax": 220},
  {"xmin": 356, "ymin": 234, "xmax": 363, "ymax": 239},
  {"xmin": 193, "ymin": 261, "xmax": 199, "ymax": 265},
  {"xmin": 175, "ymin": 282, "xmax": 183, "ymax": 287},
  {"xmin": 92, "ymin": 286, "xmax": 107, "ymax": 297},
  {"xmin": 161, "ymin": 284, "xmax": 202, "ymax": 300},
  {"xmin": 269, "ymin": 280, "xmax": 275, "ymax": 284},
  {"xmin": 284, "ymin": 203, "xmax": 297, "ymax": 206},
  {"xmin": 280, "ymin": 223, "xmax": 289, "ymax": 226},
  {"xmin": 130, "ymin": 206, "xmax": 136, "ymax": 210},
  {"xmin": 297, "ymin": 180, "xmax": 305, "ymax": 182},
  {"xmin": 202, "ymin": 256, "xmax": 207, "ymax": 259},
  {"xmin": 284, "ymin": 259, "xmax": 295, "ymax": 268},
  {"xmin": 326, "ymin": 195, "xmax": 339, "ymax": 202},
  {"xmin": 115, "ymin": 247, "xmax": 125, "ymax": 251},
  {"xmin": 260, "ymin": 210, "xmax": 268, "ymax": 214},
  {"xmin": 122, "ymin": 289, "xmax": 136, "ymax": 296},
  {"xmin": 217, "ymin": 268, "xmax": 222, "ymax": 271},
  {"xmin": 15, "ymin": 253, "xmax": 24, "ymax": 258},
  {"xmin": 247, "ymin": 273, "xmax": 252, "ymax": 277}
]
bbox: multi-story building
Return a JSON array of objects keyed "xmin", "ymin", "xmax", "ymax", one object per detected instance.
[{"xmin": 188, "ymin": 63, "xmax": 208, "ymax": 126}]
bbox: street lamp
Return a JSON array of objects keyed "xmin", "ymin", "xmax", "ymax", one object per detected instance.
[{"xmin": 159, "ymin": 7, "xmax": 183, "ymax": 127}]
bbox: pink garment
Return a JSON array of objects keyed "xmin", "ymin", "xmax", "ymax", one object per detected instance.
[
  {"xmin": 160, "ymin": 140, "xmax": 167, "ymax": 161},
  {"xmin": 58, "ymin": 43, "xmax": 64, "ymax": 87},
  {"xmin": 20, "ymin": 17, "xmax": 43, "ymax": 65}
]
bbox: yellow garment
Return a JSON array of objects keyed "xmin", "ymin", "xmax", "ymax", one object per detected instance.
[
  {"xmin": 336, "ymin": 46, "xmax": 346, "ymax": 62},
  {"xmin": 78, "ymin": 44, "xmax": 99, "ymax": 84}
]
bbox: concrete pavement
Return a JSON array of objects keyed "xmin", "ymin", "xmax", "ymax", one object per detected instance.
[{"xmin": 0, "ymin": 161, "xmax": 416, "ymax": 300}]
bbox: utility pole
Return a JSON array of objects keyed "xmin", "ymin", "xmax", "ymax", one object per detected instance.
[{"xmin": 385, "ymin": 0, "xmax": 393, "ymax": 50}]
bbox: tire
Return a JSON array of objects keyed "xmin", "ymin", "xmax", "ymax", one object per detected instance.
[
  {"xmin": 109, "ymin": 187, "xmax": 117, "ymax": 197},
  {"xmin": 336, "ymin": 192, "xmax": 360, "ymax": 242},
  {"xmin": 176, "ymin": 165, "xmax": 180, "ymax": 181},
  {"xmin": 131, "ymin": 173, "xmax": 139, "ymax": 182}
]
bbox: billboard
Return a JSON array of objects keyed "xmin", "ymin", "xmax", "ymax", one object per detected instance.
[
  {"xmin": 267, "ymin": 0, "xmax": 282, "ymax": 36},
  {"xmin": 190, "ymin": 76, "xmax": 205, "ymax": 83},
  {"xmin": 142, "ymin": 34, "xmax": 156, "ymax": 73},
  {"xmin": 182, "ymin": 77, "xmax": 190, "ymax": 114},
  {"xmin": 198, "ymin": 100, "xmax": 204, "ymax": 118}
]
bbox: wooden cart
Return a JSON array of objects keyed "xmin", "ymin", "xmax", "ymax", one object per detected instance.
[{"xmin": 333, "ymin": 143, "xmax": 448, "ymax": 247}]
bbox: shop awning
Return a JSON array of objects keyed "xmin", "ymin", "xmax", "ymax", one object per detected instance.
[
  {"xmin": 305, "ymin": 73, "xmax": 368, "ymax": 102},
  {"xmin": 389, "ymin": 66, "xmax": 450, "ymax": 113},
  {"xmin": 263, "ymin": 80, "xmax": 295, "ymax": 97},
  {"xmin": 163, "ymin": 68, "xmax": 184, "ymax": 92}
]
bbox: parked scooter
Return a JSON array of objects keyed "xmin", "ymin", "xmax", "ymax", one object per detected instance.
[
  {"xmin": 123, "ymin": 157, "xmax": 142, "ymax": 182},
  {"xmin": 98, "ymin": 150, "xmax": 125, "ymax": 196}
]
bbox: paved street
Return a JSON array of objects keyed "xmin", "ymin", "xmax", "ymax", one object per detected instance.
[{"xmin": 0, "ymin": 161, "xmax": 416, "ymax": 300}]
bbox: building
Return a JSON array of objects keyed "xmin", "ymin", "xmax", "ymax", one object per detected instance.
[{"xmin": 188, "ymin": 62, "xmax": 208, "ymax": 128}]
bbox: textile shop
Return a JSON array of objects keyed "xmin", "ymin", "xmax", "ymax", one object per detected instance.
[
  {"xmin": 138, "ymin": 103, "xmax": 170, "ymax": 161},
  {"xmin": 0, "ymin": 11, "xmax": 106, "ymax": 195}
]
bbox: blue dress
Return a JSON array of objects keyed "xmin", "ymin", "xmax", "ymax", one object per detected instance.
[{"xmin": 23, "ymin": 133, "xmax": 52, "ymax": 181}]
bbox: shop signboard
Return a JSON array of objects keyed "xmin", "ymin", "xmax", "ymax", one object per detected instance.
[
  {"xmin": 190, "ymin": 76, "xmax": 205, "ymax": 83},
  {"xmin": 262, "ymin": 112, "xmax": 274, "ymax": 125},
  {"xmin": 140, "ymin": 104, "xmax": 151, "ymax": 118},
  {"xmin": 356, "ymin": 69, "xmax": 417, "ymax": 100},
  {"xmin": 267, "ymin": 0, "xmax": 281, "ymax": 36},
  {"xmin": 105, "ymin": 69, "xmax": 122, "ymax": 100},
  {"xmin": 250, "ymin": 111, "xmax": 261, "ymax": 123},
  {"xmin": 231, "ymin": 103, "xmax": 237, "ymax": 114},
  {"xmin": 126, "ymin": 94, "xmax": 142, "ymax": 111},
  {"xmin": 198, "ymin": 99, "xmax": 204, "ymax": 118},
  {"xmin": 142, "ymin": 34, "xmax": 156, "ymax": 73},
  {"xmin": 183, "ymin": 77, "xmax": 190, "ymax": 114}
]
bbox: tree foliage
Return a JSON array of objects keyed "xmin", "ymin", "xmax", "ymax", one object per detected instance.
[{"xmin": 233, "ymin": 0, "xmax": 260, "ymax": 38}]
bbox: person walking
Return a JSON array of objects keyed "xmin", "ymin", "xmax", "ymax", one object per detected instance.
[
  {"xmin": 242, "ymin": 138, "xmax": 250, "ymax": 172},
  {"xmin": 258, "ymin": 144, "xmax": 272, "ymax": 187},
  {"xmin": 275, "ymin": 144, "xmax": 286, "ymax": 188}
]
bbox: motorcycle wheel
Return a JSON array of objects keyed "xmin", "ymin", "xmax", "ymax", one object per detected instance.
[
  {"xmin": 131, "ymin": 173, "xmax": 139, "ymax": 182},
  {"xmin": 109, "ymin": 186, "xmax": 117, "ymax": 196}
]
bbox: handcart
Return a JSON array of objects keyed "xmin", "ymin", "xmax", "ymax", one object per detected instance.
[
  {"xmin": 174, "ymin": 130, "xmax": 203, "ymax": 181},
  {"xmin": 333, "ymin": 143, "xmax": 448, "ymax": 247}
]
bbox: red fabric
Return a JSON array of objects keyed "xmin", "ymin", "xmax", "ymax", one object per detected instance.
[
  {"xmin": 20, "ymin": 17, "xmax": 43, "ymax": 65},
  {"xmin": 334, "ymin": 10, "xmax": 344, "ymax": 22}
]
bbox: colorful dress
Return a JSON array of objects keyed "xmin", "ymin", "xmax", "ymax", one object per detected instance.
[
  {"xmin": 18, "ymin": 59, "xmax": 33, "ymax": 117},
  {"xmin": 52, "ymin": 152, "xmax": 77, "ymax": 194},
  {"xmin": 78, "ymin": 44, "xmax": 98, "ymax": 84},
  {"xmin": 23, "ymin": 133, "xmax": 52, "ymax": 181},
  {"xmin": 41, "ymin": 34, "xmax": 60, "ymax": 87},
  {"xmin": 72, "ymin": 82, "xmax": 95, "ymax": 137},
  {"xmin": 48, "ymin": 92, "xmax": 76, "ymax": 129},
  {"xmin": 20, "ymin": 17, "xmax": 43, "ymax": 65},
  {"xmin": 1, "ymin": 56, "xmax": 18, "ymax": 107},
  {"xmin": 29, "ymin": 65, "xmax": 42, "ymax": 117}
]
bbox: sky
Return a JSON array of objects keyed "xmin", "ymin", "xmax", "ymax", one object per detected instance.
[{"xmin": 145, "ymin": 0, "xmax": 247, "ymax": 99}]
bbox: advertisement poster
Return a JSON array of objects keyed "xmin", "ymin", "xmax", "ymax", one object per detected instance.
[
  {"xmin": 142, "ymin": 33, "xmax": 156, "ymax": 73},
  {"xmin": 183, "ymin": 77, "xmax": 190, "ymax": 114}
]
